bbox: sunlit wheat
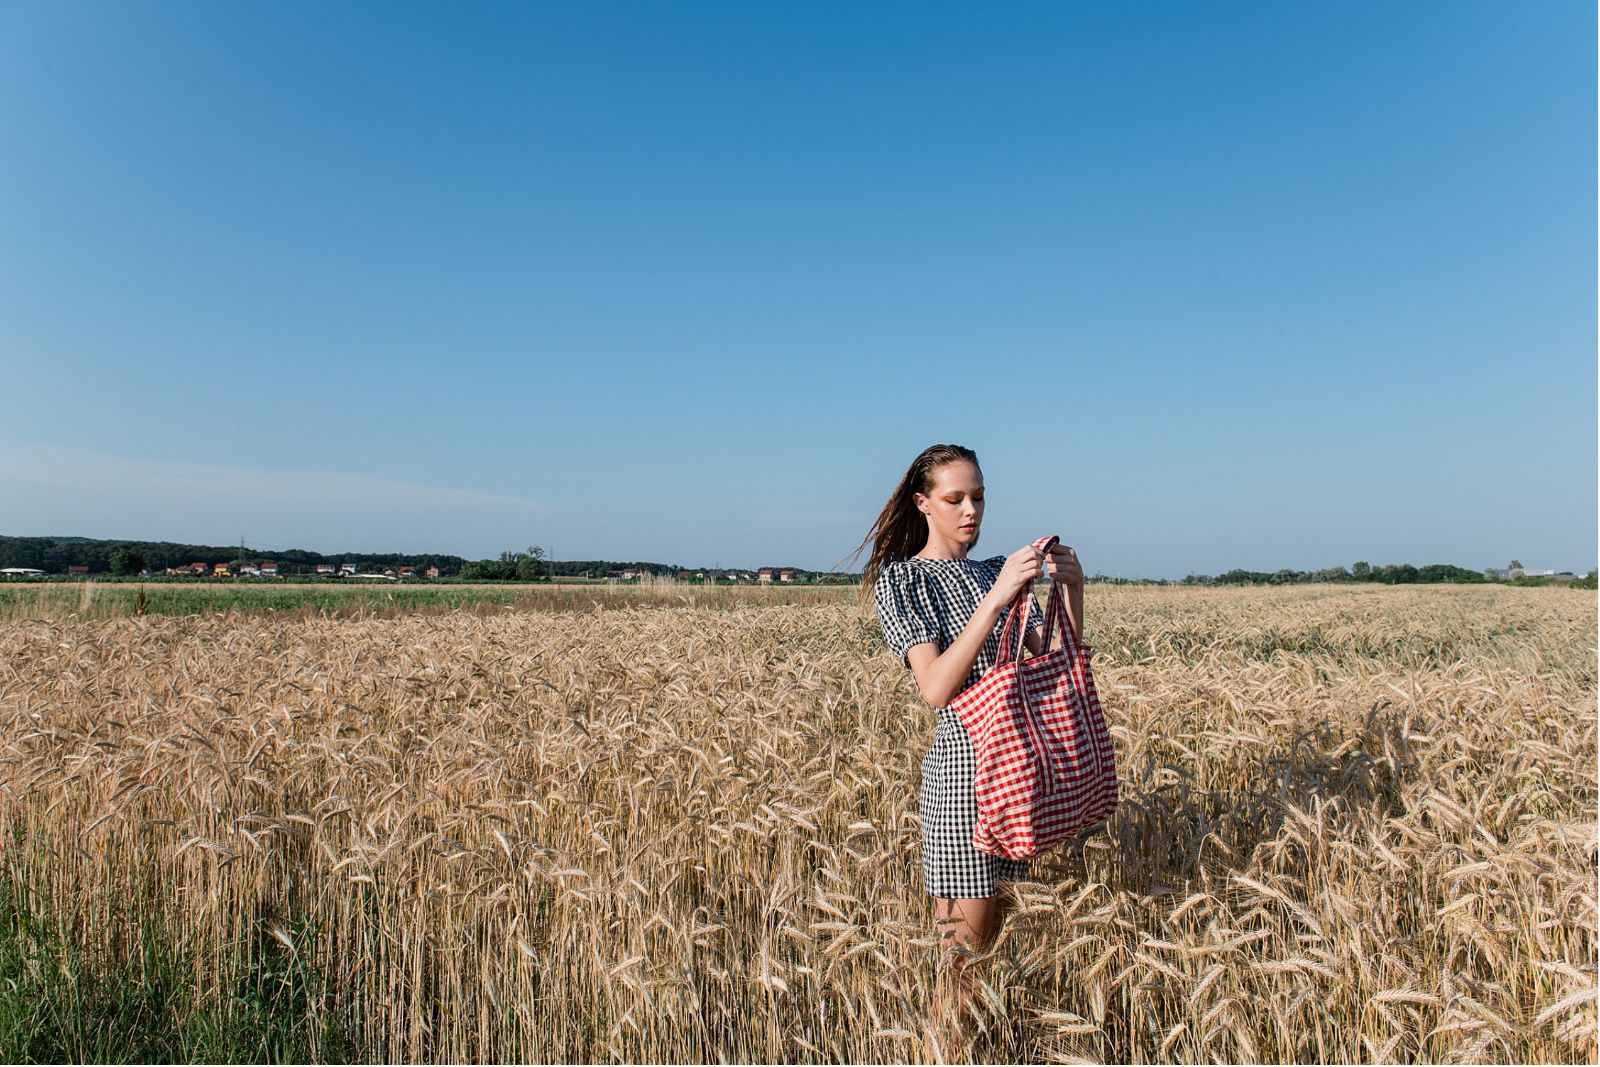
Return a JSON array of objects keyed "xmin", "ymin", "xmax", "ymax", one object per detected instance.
[{"xmin": 0, "ymin": 584, "xmax": 1592, "ymax": 1062}]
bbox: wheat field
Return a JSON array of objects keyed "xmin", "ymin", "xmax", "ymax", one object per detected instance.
[{"xmin": 0, "ymin": 584, "xmax": 1594, "ymax": 1063}]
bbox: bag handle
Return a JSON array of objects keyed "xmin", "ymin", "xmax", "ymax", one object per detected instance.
[
  {"xmin": 996, "ymin": 534, "xmax": 1063, "ymax": 665},
  {"xmin": 994, "ymin": 536, "xmax": 1069, "ymax": 792},
  {"xmin": 1040, "ymin": 571, "xmax": 1082, "ymax": 657}
]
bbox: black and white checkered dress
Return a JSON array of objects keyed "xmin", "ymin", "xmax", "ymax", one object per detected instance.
[{"xmin": 873, "ymin": 554, "xmax": 1045, "ymax": 899}]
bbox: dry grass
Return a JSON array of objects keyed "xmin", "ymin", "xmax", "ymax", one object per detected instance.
[{"xmin": 0, "ymin": 584, "xmax": 1593, "ymax": 1062}]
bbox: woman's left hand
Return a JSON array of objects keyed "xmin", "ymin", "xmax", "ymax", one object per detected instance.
[{"xmin": 1045, "ymin": 543, "xmax": 1083, "ymax": 587}]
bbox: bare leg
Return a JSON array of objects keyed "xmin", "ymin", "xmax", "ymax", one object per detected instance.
[{"xmin": 922, "ymin": 890, "xmax": 1014, "ymax": 1062}]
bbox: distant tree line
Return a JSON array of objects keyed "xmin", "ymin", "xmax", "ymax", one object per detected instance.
[
  {"xmin": 1175, "ymin": 561, "xmax": 1596, "ymax": 587},
  {"xmin": 546, "ymin": 558, "xmax": 674, "ymax": 579},
  {"xmin": 0, "ymin": 535, "xmax": 470, "ymax": 576},
  {"xmin": 460, "ymin": 546, "xmax": 548, "ymax": 581},
  {"xmin": 9, "ymin": 536, "xmax": 1590, "ymax": 588},
  {"xmin": 0, "ymin": 535, "xmax": 861, "ymax": 585},
  {"xmin": 533, "ymin": 558, "xmax": 857, "ymax": 583}
]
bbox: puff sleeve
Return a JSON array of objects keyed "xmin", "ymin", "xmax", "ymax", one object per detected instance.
[{"xmin": 872, "ymin": 563, "xmax": 942, "ymax": 669}]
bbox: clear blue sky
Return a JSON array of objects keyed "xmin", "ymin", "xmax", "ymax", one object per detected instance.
[{"xmin": 1, "ymin": 1, "xmax": 1593, "ymax": 577}]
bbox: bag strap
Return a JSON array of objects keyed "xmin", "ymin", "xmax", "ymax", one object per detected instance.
[
  {"xmin": 996, "ymin": 534, "xmax": 1062, "ymax": 666},
  {"xmin": 998, "ymin": 534, "xmax": 1066, "ymax": 793},
  {"xmin": 1041, "ymin": 571, "xmax": 1082, "ymax": 656}
]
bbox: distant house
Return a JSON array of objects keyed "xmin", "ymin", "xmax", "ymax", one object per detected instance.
[
  {"xmin": 240, "ymin": 565, "xmax": 261, "ymax": 577},
  {"xmin": 1488, "ymin": 565, "xmax": 1582, "ymax": 583},
  {"xmin": 213, "ymin": 565, "xmax": 232, "ymax": 578},
  {"xmin": 260, "ymin": 563, "xmax": 280, "ymax": 577},
  {"xmin": 425, "ymin": 566, "xmax": 440, "ymax": 579},
  {"xmin": 67, "ymin": 565, "xmax": 88, "ymax": 575},
  {"xmin": 339, "ymin": 562, "xmax": 358, "ymax": 576},
  {"xmin": 779, "ymin": 569, "xmax": 793, "ymax": 583},
  {"xmin": 758, "ymin": 568, "xmax": 773, "ymax": 582},
  {"xmin": 398, "ymin": 566, "xmax": 416, "ymax": 578},
  {"xmin": 315, "ymin": 564, "xmax": 336, "ymax": 575}
]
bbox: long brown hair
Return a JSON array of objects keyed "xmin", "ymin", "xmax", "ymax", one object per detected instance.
[{"xmin": 838, "ymin": 443, "xmax": 980, "ymax": 605}]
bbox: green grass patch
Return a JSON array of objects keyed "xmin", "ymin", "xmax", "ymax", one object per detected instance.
[
  {"xmin": 0, "ymin": 830, "xmax": 353, "ymax": 1063},
  {"xmin": 0, "ymin": 580, "xmax": 853, "ymax": 621}
]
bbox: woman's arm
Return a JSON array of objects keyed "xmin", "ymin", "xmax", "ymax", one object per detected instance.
[
  {"xmin": 1048, "ymin": 543, "xmax": 1085, "ymax": 645},
  {"xmin": 906, "ymin": 548, "xmax": 1044, "ymax": 706},
  {"xmin": 905, "ymin": 586, "xmax": 1011, "ymax": 707},
  {"xmin": 1022, "ymin": 579, "xmax": 1084, "ymax": 653},
  {"xmin": 1023, "ymin": 584, "xmax": 1045, "ymax": 655}
]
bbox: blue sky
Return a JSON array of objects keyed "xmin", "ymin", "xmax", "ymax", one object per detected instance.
[{"xmin": 1, "ymin": 1, "xmax": 1593, "ymax": 577}]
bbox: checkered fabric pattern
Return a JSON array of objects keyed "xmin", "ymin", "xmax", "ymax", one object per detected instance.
[
  {"xmin": 873, "ymin": 551, "xmax": 1045, "ymax": 898},
  {"xmin": 949, "ymin": 535, "xmax": 1119, "ymax": 861}
]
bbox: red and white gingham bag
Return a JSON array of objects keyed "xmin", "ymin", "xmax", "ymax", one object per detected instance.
[{"xmin": 948, "ymin": 535, "xmax": 1119, "ymax": 860}]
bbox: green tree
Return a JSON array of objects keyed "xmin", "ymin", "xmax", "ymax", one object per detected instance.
[
  {"xmin": 1351, "ymin": 561, "xmax": 1371, "ymax": 581},
  {"xmin": 464, "ymin": 546, "xmax": 548, "ymax": 581},
  {"xmin": 515, "ymin": 545, "xmax": 547, "ymax": 581},
  {"xmin": 108, "ymin": 549, "xmax": 145, "ymax": 576},
  {"xmin": 1416, "ymin": 563, "xmax": 1483, "ymax": 583}
]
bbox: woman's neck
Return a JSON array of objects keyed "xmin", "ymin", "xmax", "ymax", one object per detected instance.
[{"xmin": 915, "ymin": 534, "xmax": 971, "ymax": 560}]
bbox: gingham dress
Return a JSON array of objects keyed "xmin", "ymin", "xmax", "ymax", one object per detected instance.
[{"xmin": 874, "ymin": 554, "xmax": 1045, "ymax": 898}]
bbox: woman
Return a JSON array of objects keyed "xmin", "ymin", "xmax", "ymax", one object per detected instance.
[{"xmin": 850, "ymin": 443, "xmax": 1084, "ymax": 1055}]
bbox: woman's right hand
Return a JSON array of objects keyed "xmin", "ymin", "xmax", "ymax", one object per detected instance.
[
  {"xmin": 913, "ymin": 543, "xmax": 1048, "ymax": 708},
  {"xmin": 989, "ymin": 543, "xmax": 1045, "ymax": 606}
]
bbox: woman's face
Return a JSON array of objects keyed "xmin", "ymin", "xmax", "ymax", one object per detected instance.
[{"xmin": 915, "ymin": 460, "xmax": 984, "ymax": 549}]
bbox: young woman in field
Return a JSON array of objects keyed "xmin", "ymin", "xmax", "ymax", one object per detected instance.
[{"xmin": 852, "ymin": 443, "xmax": 1084, "ymax": 1058}]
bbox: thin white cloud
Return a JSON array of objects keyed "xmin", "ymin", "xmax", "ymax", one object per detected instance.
[{"xmin": 0, "ymin": 443, "xmax": 557, "ymax": 556}]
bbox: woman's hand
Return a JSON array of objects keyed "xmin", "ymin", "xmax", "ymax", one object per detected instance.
[
  {"xmin": 1045, "ymin": 543, "xmax": 1083, "ymax": 588},
  {"xmin": 987, "ymin": 543, "xmax": 1046, "ymax": 606}
]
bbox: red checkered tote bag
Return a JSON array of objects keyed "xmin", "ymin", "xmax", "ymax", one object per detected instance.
[{"xmin": 948, "ymin": 535, "xmax": 1119, "ymax": 860}]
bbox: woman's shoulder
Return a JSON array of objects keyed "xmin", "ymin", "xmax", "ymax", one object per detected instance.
[
  {"xmin": 873, "ymin": 557, "xmax": 916, "ymax": 589},
  {"xmin": 872, "ymin": 560, "xmax": 929, "ymax": 616},
  {"xmin": 878, "ymin": 557, "xmax": 932, "ymax": 585},
  {"xmin": 880, "ymin": 554, "xmax": 1003, "ymax": 582}
]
